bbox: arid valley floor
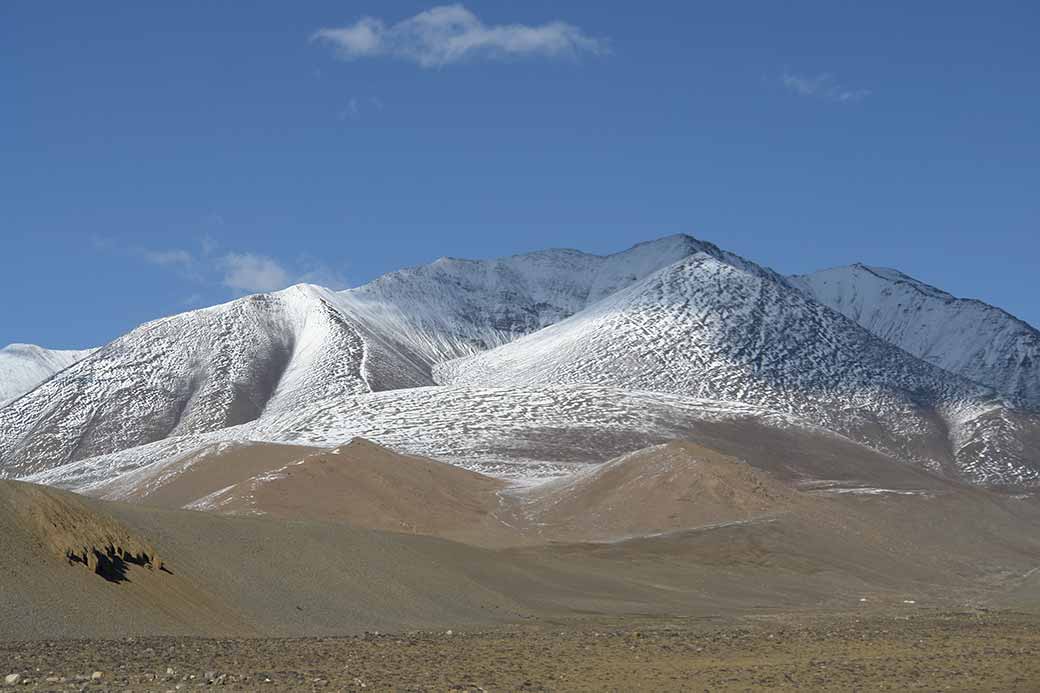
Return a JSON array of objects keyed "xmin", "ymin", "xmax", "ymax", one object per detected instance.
[
  {"xmin": 4, "ymin": 611, "xmax": 1040, "ymax": 691},
  {"xmin": 2, "ymin": 439, "xmax": 1040, "ymax": 691}
]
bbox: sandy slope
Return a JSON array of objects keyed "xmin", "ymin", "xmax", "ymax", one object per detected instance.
[
  {"xmin": 0, "ymin": 479, "xmax": 535, "ymax": 639},
  {"xmin": 105, "ymin": 439, "xmax": 816, "ymax": 546},
  {"xmin": 89, "ymin": 438, "xmax": 513, "ymax": 544},
  {"xmin": 2, "ymin": 476, "xmax": 869, "ymax": 641},
  {"xmin": 3, "ymin": 437, "xmax": 1039, "ymax": 641},
  {"xmin": 514, "ymin": 441, "xmax": 806, "ymax": 543},
  {"xmin": 0, "ymin": 481, "xmax": 250, "ymax": 639},
  {"xmin": 90, "ymin": 432, "xmax": 959, "ymax": 544}
]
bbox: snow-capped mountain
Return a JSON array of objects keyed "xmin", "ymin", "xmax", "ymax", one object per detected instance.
[
  {"xmin": 1, "ymin": 234, "xmax": 1038, "ymax": 489},
  {"xmin": 790, "ymin": 264, "xmax": 1040, "ymax": 406},
  {"xmin": 26, "ymin": 385, "xmax": 819, "ymax": 491},
  {"xmin": 0, "ymin": 344, "xmax": 95, "ymax": 404},
  {"xmin": 0, "ymin": 285, "xmax": 429, "ymax": 478},
  {"xmin": 0, "ymin": 237, "xmax": 740, "ymax": 478},
  {"xmin": 335, "ymin": 233, "xmax": 784, "ymax": 372},
  {"xmin": 436, "ymin": 253, "xmax": 1039, "ymax": 485}
]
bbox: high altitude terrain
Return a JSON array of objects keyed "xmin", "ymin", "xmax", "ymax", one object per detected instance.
[
  {"xmin": 3, "ymin": 234, "xmax": 1038, "ymax": 491},
  {"xmin": 792, "ymin": 263, "xmax": 1040, "ymax": 405},
  {"xmin": 2, "ymin": 437, "xmax": 1040, "ymax": 641},
  {"xmin": 1, "ymin": 235, "xmax": 1039, "ymax": 692},
  {"xmin": 6, "ymin": 613, "xmax": 1038, "ymax": 692},
  {"xmin": 0, "ymin": 343, "xmax": 93, "ymax": 404}
]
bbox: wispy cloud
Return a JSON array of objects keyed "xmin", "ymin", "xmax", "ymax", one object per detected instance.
[
  {"xmin": 339, "ymin": 98, "xmax": 362, "ymax": 121},
  {"xmin": 312, "ymin": 4, "xmax": 608, "ymax": 68},
  {"xmin": 337, "ymin": 96, "xmax": 384, "ymax": 122},
  {"xmin": 93, "ymin": 228, "xmax": 350, "ymax": 299},
  {"xmin": 781, "ymin": 69, "xmax": 871, "ymax": 103},
  {"xmin": 139, "ymin": 247, "xmax": 206, "ymax": 283},
  {"xmin": 221, "ymin": 253, "xmax": 292, "ymax": 293},
  {"xmin": 143, "ymin": 249, "xmax": 194, "ymax": 267}
]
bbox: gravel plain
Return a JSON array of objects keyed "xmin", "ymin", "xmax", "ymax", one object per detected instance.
[{"xmin": 3, "ymin": 610, "xmax": 1039, "ymax": 692}]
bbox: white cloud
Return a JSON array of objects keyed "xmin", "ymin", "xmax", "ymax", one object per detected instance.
[
  {"xmin": 140, "ymin": 247, "xmax": 206, "ymax": 283},
  {"xmin": 338, "ymin": 97, "xmax": 361, "ymax": 121},
  {"xmin": 94, "ymin": 232, "xmax": 348, "ymax": 298},
  {"xmin": 833, "ymin": 88, "xmax": 872, "ymax": 103},
  {"xmin": 221, "ymin": 253, "xmax": 292, "ymax": 293},
  {"xmin": 312, "ymin": 4, "xmax": 608, "ymax": 68},
  {"xmin": 143, "ymin": 249, "xmax": 194, "ymax": 267},
  {"xmin": 337, "ymin": 96, "xmax": 384, "ymax": 122},
  {"xmin": 781, "ymin": 69, "xmax": 871, "ymax": 103}
]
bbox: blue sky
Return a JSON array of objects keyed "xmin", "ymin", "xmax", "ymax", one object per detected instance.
[{"xmin": 3, "ymin": 1, "xmax": 1038, "ymax": 349}]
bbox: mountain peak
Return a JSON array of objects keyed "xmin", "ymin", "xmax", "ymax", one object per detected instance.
[
  {"xmin": 334, "ymin": 234, "xmax": 761, "ymax": 369},
  {"xmin": 0, "ymin": 344, "xmax": 96, "ymax": 404},
  {"xmin": 4, "ymin": 234, "xmax": 1039, "ymax": 492},
  {"xmin": 792, "ymin": 264, "xmax": 1040, "ymax": 405}
]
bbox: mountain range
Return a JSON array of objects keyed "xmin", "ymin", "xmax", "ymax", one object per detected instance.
[
  {"xmin": 790, "ymin": 263, "xmax": 1040, "ymax": 404},
  {"xmin": 2, "ymin": 234, "xmax": 1038, "ymax": 492},
  {"xmin": 0, "ymin": 343, "xmax": 94, "ymax": 404}
]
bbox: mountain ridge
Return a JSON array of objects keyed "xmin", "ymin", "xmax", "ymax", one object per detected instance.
[
  {"xmin": 2, "ymin": 234, "xmax": 1038, "ymax": 490},
  {"xmin": 332, "ymin": 233, "xmax": 784, "ymax": 371},
  {"xmin": 0, "ymin": 344, "xmax": 96, "ymax": 405},
  {"xmin": 791, "ymin": 263, "xmax": 1040, "ymax": 405},
  {"xmin": 436, "ymin": 251, "xmax": 1037, "ymax": 485}
]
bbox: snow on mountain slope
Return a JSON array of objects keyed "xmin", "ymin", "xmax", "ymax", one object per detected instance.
[
  {"xmin": 24, "ymin": 383, "xmax": 866, "ymax": 492},
  {"xmin": 437, "ymin": 253, "xmax": 1040, "ymax": 486},
  {"xmin": 0, "ymin": 344, "xmax": 95, "ymax": 404},
  {"xmin": 3, "ymin": 235, "xmax": 753, "ymax": 480},
  {"xmin": 790, "ymin": 264, "xmax": 1040, "ymax": 406},
  {"xmin": 334, "ymin": 234, "xmax": 783, "ymax": 372},
  {"xmin": 0, "ymin": 285, "xmax": 431, "ymax": 478},
  {"xmin": 3, "ymin": 234, "xmax": 1037, "ymax": 490}
]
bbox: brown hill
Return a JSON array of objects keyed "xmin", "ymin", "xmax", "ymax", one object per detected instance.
[
  {"xmin": 0, "ymin": 481, "xmax": 250, "ymax": 638},
  {"xmin": 517, "ymin": 441, "xmax": 805, "ymax": 542},
  {"xmin": 2, "ymin": 480, "xmax": 161, "ymax": 578},
  {"xmin": 3, "ymin": 468, "xmax": 1040, "ymax": 640},
  {"xmin": 94, "ymin": 438, "xmax": 512, "ymax": 543},
  {"xmin": 92, "ymin": 433, "xmax": 1032, "ymax": 563},
  {"xmin": 0, "ymin": 479, "xmax": 542, "ymax": 639},
  {"xmin": 0, "ymin": 477, "xmax": 896, "ymax": 641},
  {"xmin": 190, "ymin": 438, "xmax": 509, "ymax": 541},
  {"xmin": 91, "ymin": 440, "xmax": 326, "ymax": 509}
]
